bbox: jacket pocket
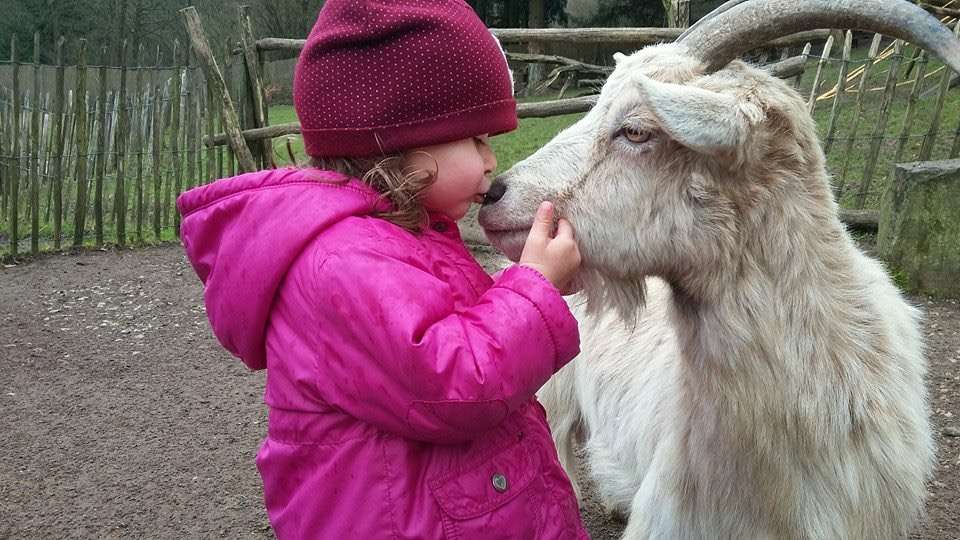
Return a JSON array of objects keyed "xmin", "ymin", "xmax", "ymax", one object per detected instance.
[{"xmin": 430, "ymin": 432, "xmax": 546, "ymax": 540}]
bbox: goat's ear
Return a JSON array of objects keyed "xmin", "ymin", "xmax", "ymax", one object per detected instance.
[
  {"xmin": 636, "ymin": 75, "xmax": 761, "ymax": 155},
  {"xmin": 613, "ymin": 52, "xmax": 628, "ymax": 64}
]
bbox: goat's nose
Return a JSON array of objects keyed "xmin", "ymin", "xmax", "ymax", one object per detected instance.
[{"xmin": 484, "ymin": 181, "xmax": 507, "ymax": 204}]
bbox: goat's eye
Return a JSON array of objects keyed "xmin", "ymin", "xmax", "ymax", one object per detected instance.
[{"xmin": 622, "ymin": 126, "xmax": 651, "ymax": 144}]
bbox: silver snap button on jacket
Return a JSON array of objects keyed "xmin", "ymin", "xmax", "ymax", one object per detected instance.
[{"xmin": 491, "ymin": 473, "xmax": 508, "ymax": 493}]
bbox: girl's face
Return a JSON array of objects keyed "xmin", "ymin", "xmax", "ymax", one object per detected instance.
[{"xmin": 406, "ymin": 135, "xmax": 497, "ymax": 221}]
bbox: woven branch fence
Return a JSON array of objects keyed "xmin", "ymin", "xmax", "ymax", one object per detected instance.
[{"xmin": 2, "ymin": 5, "xmax": 960, "ymax": 258}]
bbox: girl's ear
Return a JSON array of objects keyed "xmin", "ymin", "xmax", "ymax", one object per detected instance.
[{"xmin": 635, "ymin": 74, "xmax": 764, "ymax": 156}]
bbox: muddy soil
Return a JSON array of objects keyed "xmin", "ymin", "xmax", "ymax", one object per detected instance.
[{"xmin": 1, "ymin": 245, "xmax": 957, "ymax": 538}]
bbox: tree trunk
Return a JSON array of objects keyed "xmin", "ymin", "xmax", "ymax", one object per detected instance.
[{"xmin": 525, "ymin": 0, "xmax": 545, "ymax": 96}]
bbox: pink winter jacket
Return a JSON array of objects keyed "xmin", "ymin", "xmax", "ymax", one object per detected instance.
[{"xmin": 177, "ymin": 168, "xmax": 588, "ymax": 539}]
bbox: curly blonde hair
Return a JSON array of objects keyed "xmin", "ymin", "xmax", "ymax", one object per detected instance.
[{"xmin": 309, "ymin": 153, "xmax": 437, "ymax": 233}]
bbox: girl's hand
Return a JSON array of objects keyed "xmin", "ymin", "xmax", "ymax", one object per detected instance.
[{"xmin": 519, "ymin": 202, "xmax": 582, "ymax": 295}]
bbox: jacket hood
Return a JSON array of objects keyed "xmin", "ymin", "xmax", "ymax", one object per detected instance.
[{"xmin": 176, "ymin": 168, "xmax": 389, "ymax": 370}]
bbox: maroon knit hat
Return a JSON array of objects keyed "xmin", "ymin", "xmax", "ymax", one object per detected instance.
[{"xmin": 294, "ymin": 0, "xmax": 517, "ymax": 158}]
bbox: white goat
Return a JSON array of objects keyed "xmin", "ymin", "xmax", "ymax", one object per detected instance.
[{"xmin": 478, "ymin": 1, "xmax": 960, "ymax": 538}]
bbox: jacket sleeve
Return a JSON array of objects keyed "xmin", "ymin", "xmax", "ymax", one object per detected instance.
[{"xmin": 309, "ymin": 238, "xmax": 580, "ymax": 444}]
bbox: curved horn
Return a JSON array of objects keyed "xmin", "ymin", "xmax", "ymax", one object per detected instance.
[
  {"xmin": 679, "ymin": 0, "xmax": 960, "ymax": 74},
  {"xmin": 676, "ymin": 0, "xmax": 750, "ymax": 42}
]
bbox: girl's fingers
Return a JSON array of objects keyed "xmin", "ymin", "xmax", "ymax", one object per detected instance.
[
  {"xmin": 555, "ymin": 218, "xmax": 574, "ymax": 240},
  {"xmin": 527, "ymin": 202, "xmax": 555, "ymax": 244}
]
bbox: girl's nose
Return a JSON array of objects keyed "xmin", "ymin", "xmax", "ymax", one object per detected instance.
[{"xmin": 481, "ymin": 143, "xmax": 497, "ymax": 176}]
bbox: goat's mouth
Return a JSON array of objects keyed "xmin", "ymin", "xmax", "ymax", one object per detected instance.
[{"xmin": 481, "ymin": 226, "xmax": 531, "ymax": 261}]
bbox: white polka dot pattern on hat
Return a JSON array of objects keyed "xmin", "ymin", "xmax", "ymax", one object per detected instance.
[{"xmin": 294, "ymin": 0, "xmax": 517, "ymax": 157}]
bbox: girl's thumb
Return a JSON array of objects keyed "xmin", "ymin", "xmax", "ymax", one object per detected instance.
[{"xmin": 530, "ymin": 202, "xmax": 554, "ymax": 240}]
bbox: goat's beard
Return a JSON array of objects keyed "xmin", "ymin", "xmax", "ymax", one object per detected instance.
[{"xmin": 579, "ymin": 268, "xmax": 647, "ymax": 323}]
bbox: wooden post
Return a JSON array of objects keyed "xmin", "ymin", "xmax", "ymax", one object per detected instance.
[
  {"xmin": 1, "ymin": 87, "xmax": 7, "ymax": 225},
  {"xmin": 134, "ymin": 44, "xmax": 145, "ymax": 242},
  {"xmin": 215, "ymin": 87, "xmax": 224, "ymax": 179},
  {"xmin": 60, "ymin": 91, "xmax": 75, "ymax": 220},
  {"xmin": 894, "ymin": 52, "xmax": 928, "ymax": 165},
  {"xmin": 856, "ymin": 40, "xmax": 904, "ymax": 209},
  {"xmin": 822, "ymin": 31, "xmax": 853, "ymax": 157},
  {"xmin": 256, "ymin": 37, "xmax": 272, "ymax": 168},
  {"xmin": 94, "ymin": 46, "xmax": 109, "ymax": 246},
  {"xmin": 180, "ymin": 6, "xmax": 257, "ymax": 172},
  {"xmin": 918, "ymin": 18, "xmax": 960, "ymax": 161},
  {"xmin": 71, "ymin": 40, "xmax": 90, "ymax": 249},
  {"xmin": 9, "ymin": 35, "xmax": 21, "ymax": 256},
  {"xmin": 193, "ymin": 89, "xmax": 202, "ymax": 188},
  {"xmin": 1, "ymin": 86, "xmax": 7, "ymax": 225},
  {"xmin": 114, "ymin": 40, "xmax": 130, "ymax": 246},
  {"xmin": 205, "ymin": 85, "xmax": 216, "ymax": 184},
  {"xmin": 29, "ymin": 32, "xmax": 41, "ymax": 255},
  {"xmin": 43, "ymin": 92, "xmax": 54, "ymax": 225},
  {"xmin": 806, "ymin": 35, "xmax": 834, "ymax": 113},
  {"xmin": 151, "ymin": 47, "xmax": 162, "ymax": 241},
  {"xmin": 794, "ymin": 42, "xmax": 811, "ymax": 90},
  {"xmin": 950, "ymin": 118, "xmax": 960, "ymax": 159},
  {"xmin": 185, "ymin": 50, "xmax": 199, "ymax": 194},
  {"xmin": 878, "ymin": 159, "xmax": 960, "ymax": 297},
  {"xmin": 525, "ymin": 0, "xmax": 545, "ymax": 97},
  {"xmin": 670, "ymin": 0, "xmax": 691, "ymax": 29},
  {"xmin": 169, "ymin": 40, "xmax": 184, "ymax": 237},
  {"xmin": 835, "ymin": 33, "xmax": 883, "ymax": 198},
  {"xmin": 226, "ymin": 48, "xmax": 236, "ymax": 177},
  {"xmin": 238, "ymin": 5, "xmax": 270, "ymax": 167},
  {"xmin": 49, "ymin": 37, "xmax": 66, "ymax": 249}
]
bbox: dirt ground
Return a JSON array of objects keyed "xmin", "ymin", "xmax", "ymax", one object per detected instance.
[{"xmin": 1, "ymin": 244, "xmax": 958, "ymax": 539}]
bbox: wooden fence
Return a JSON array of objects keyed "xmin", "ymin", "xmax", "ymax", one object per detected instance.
[
  {"xmin": 204, "ymin": 20, "xmax": 960, "ymax": 215},
  {"xmin": 0, "ymin": 30, "xmax": 260, "ymax": 258},
  {"xmin": 3, "ymin": 4, "xmax": 960, "ymax": 258}
]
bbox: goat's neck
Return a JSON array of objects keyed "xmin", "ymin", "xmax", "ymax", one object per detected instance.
[{"xmin": 667, "ymin": 196, "xmax": 867, "ymax": 380}]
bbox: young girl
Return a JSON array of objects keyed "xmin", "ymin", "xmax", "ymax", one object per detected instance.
[{"xmin": 177, "ymin": 1, "xmax": 586, "ymax": 538}]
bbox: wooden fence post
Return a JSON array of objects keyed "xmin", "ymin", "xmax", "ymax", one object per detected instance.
[
  {"xmin": 184, "ymin": 48, "xmax": 198, "ymax": 194},
  {"xmin": 114, "ymin": 41, "xmax": 131, "ymax": 246},
  {"xmin": 950, "ymin": 117, "xmax": 960, "ymax": 159},
  {"xmin": 807, "ymin": 34, "xmax": 834, "ymax": 113},
  {"xmin": 835, "ymin": 33, "xmax": 883, "ymax": 197},
  {"xmin": 822, "ymin": 31, "xmax": 853, "ymax": 156},
  {"xmin": 71, "ymin": 39, "xmax": 90, "ymax": 248},
  {"xmin": 205, "ymin": 84, "xmax": 216, "ymax": 184},
  {"xmin": 894, "ymin": 51, "xmax": 928, "ymax": 165},
  {"xmin": 238, "ymin": 5, "xmax": 270, "ymax": 168},
  {"xmin": 918, "ymin": 17, "xmax": 960, "ymax": 161},
  {"xmin": 670, "ymin": 0, "xmax": 691, "ymax": 29},
  {"xmin": 134, "ymin": 44, "xmax": 145, "ymax": 243},
  {"xmin": 856, "ymin": 40, "xmax": 904, "ymax": 208},
  {"xmin": 50, "ymin": 37, "xmax": 66, "ymax": 249},
  {"xmin": 30, "ymin": 32, "xmax": 41, "ymax": 255},
  {"xmin": 9, "ymin": 34, "xmax": 21, "ymax": 256},
  {"xmin": 169, "ymin": 40, "xmax": 183, "ymax": 237},
  {"xmin": 181, "ymin": 6, "xmax": 257, "ymax": 173},
  {"xmin": 94, "ymin": 46, "xmax": 109, "ymax": 246},
  {"xmin": 1, "ymin": 86, "xmax": 7, "ymax": 225},
  {"xmin": 151, "ymin": 46, "xmax": 162, "ymax": 241}
]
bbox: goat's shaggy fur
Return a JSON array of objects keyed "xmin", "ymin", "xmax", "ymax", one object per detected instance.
[{"xmin": 479, "ymin": 43, "xmax": 932, "ymax": 539}]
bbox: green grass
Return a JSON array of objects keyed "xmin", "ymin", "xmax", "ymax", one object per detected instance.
[{"xmin": 268, "ymin": 96, "xmax": 585, "ymax": 173}]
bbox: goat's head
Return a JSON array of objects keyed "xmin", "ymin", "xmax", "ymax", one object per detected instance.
[{"xmin": 479, "ymin": 0, "xmax": 960, "ymax": 309}]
